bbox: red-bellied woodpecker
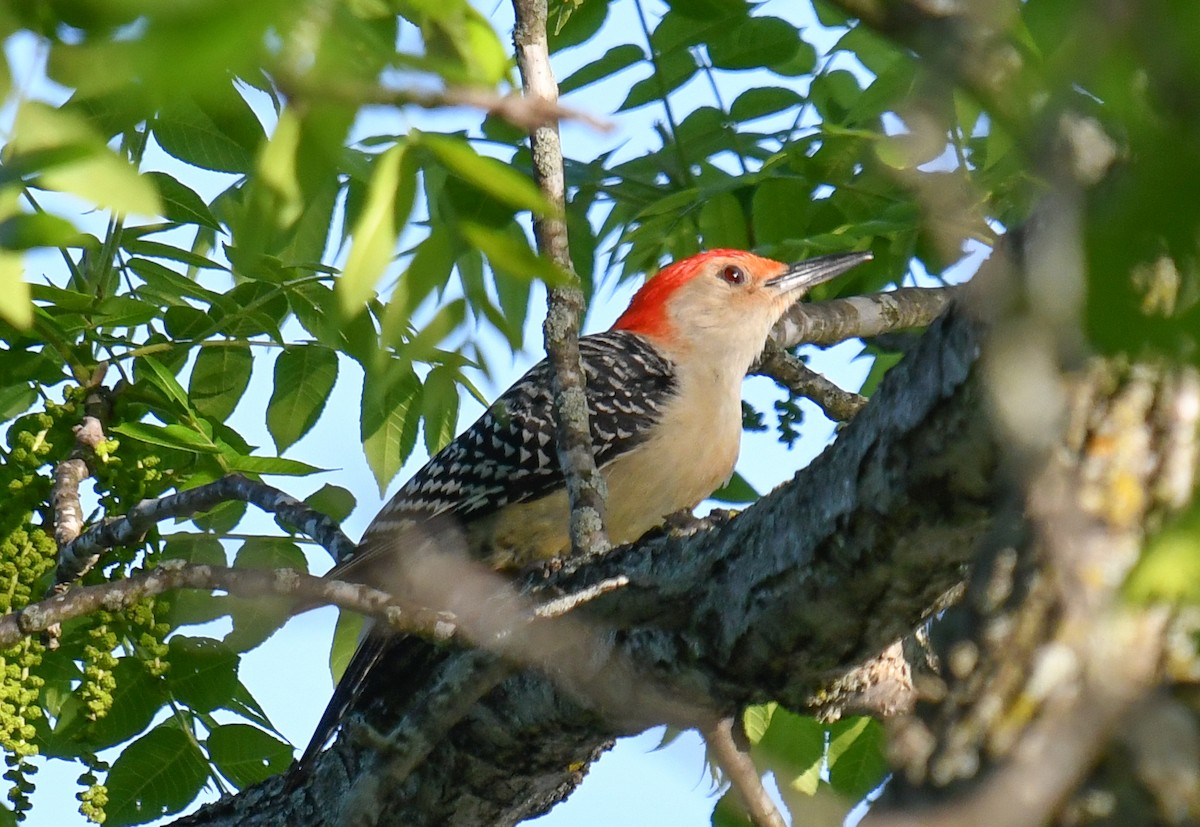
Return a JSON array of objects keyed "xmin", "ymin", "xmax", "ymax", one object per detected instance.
[{"xmin": 296, "ymin": 248, "xmax": 870, "ymax": 773}]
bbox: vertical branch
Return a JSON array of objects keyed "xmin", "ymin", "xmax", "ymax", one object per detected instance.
[{"xmin": 512, "ymin": 0, "xmax": 610, "ymax": 557}]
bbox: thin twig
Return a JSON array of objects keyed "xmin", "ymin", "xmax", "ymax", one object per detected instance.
[
  {"xmin": 533, "ymin": 575, "xmax": 629, "ymax": 619},
  {"xmin": 754, "ymin": 342, "xmax": 868, "ymax": 422},
  {"xmin": 279, "ymin": 76, "xmax": 612, "ymax": 132},
  {"xmin": 8, "ymin": 561, "xmax": 454, "ymax": 649},
  {"xmin": 54, "ymin": 473, "xmax": 356, "ymax": 586},
  {"xmin": 513, "ymin": 0, "xmax": 611, "ymax": 558},
  {"xmin": 704, "ymin": 717, "xmax": 788, "ymax": 827}
]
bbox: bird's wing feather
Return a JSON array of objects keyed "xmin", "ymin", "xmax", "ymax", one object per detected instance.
[{"xmin": 329, "ymin": 330, "xmax": 677, "ymax": 581}]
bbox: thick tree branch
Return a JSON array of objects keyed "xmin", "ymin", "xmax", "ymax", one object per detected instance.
[
  {"xmin": 772, "ymin": 285, "xmax": 958, "ymax": 350},
  {"xmin": 759, "ymin": 286, "xmax": 957, "ymax": 420},
  {"xmin": 513, "ymin": 0, "xmax": 610, "ymax": 558},
  {"xmin": 172, "ymin": 295, "xmax": 996, "ymax": 827},
  {"xmin": 50, "ymin": 415, "xmax": 107, "ymax": 581},
  {"xmin": 869, "ymin": 360, "xmax": 1196, "ymax": 826}
]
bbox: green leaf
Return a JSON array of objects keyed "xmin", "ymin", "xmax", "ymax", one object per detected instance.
[
  {"xmin": 383, "ymin": 227, "xmax": 459, "ymax": 337},
  {"xmin": 163, "ymin": 305, "xmax": 211, "ymax": 339},
  {"xmin": 361, "ymin": 367, "xmax": 422, "ymax": 493},
  {"xmin": 458, "ymin": 6, "xmax": 511, "ymax": 85},
  {"xmin": 253, "ymin": 107, "xmax": 305, "ymax": 233},
  {"xmin": 162, "ymin": 589, "xmax": 230, "ymax": 634},
  {"xmin": 674, "ymin": 107, "xmax": 736, "ymax": 160},
  {"xmin": 267, "ymin": 344, "xmax": 339, "ymax": 452},
  {"xmin": 127, "ymin": 257, "xmax": 221, "ymax": 304},
  {"xmin": 751, "ymin": 706, "xmax": 825, "ymax": 796},
  {"xmin": 12, "ymin": 101, "xmax": 162, "ymax": 216},
  {"xmin": 103, "ymin": 724, "xmax": 208, "ymax": 827},
  {"xmin": 618, "ymin": 48, "xmax": 697, "ymax": 111},
  {"xmin": 421, "ymin": 365, "xmax": 461, "ymax": 454},
  {"xmin": 222, "ymin": 594, "xmax": 293, "ymax": 652},
  {"xmin": 711, "ymin": 471, "xmax": 759, "ymax": 504},
  {"xmin": 47, "ymin": 658, "xmax": 168, "ymax": 755},
  {"xmin": 234, "ymin": 537, "xmax": 306, "ymax": 571},
  {"xmin": 330, "ymin": 610, "xmax": 365, "ymax": 683},
  {"xmin": 189, "ymin": 346, "xmax": 253, "ymax": 421},
  {"xmin": 124, "ymin": 238, "xmax": 227, "ymax": 271},
  {"xmin": 859, "ymin": 349, "xmax": 903, "ymax": 397},
  {"xmin": 712, "ymin": 790, "xmax": 754, "ymax": 827},
  {"xmin": 772, "ymin": 39, "xmax": 819, "ymax": 77},
  {"xmin": 146, "ymin": 171, "xmax": 221, "ymax": 230},
  {"xmin": 707, "ymin": 17, "xmax": 801, "ymax": 71},
  {"xmin": 752, "ymin": 178, "xmax": 814, "ymax": 246},
  {"xmin": 420, "ymin": 133, "xmax": 552, "ymax": 215},
  {"xmin": 153, "ymin": 93, "xmax": 265, "ymax": 174},
  {"xmin": 166, "ymin": 636, "xmax": 239, "ymax": 713},
  {"xmin": 190, "ymin": 496, "xmax": 247, "ymax": 535},
  {"xmin": 826, "ymin": 717, "xmax": 888, "ymax": 799},
  {"xmin": 162, "ymin": 534, "xmax": 227, "ymax": 566},
  {"xmin": 96, "ymin": 295, "xmax": 160, "ymax": 328},
  {"xmin": 548, "ymin": 0, "xmax": 609, "ymax": 52},
  {"xmin": 209, "ymin": 281, "xmax": 289, "ymax": 339},
  {"xmin": 0, "ymin": 382, "xmax": 36, "ymax": 421},
  {"xmin": 0, "ymin": 251, "xmax": 31, "ymax": 328},
  {"xmin": 698, "ymin": 191, "xmax": 749, "ymax": 250},
  {"xmin": 812, "ymin": 0, "xmax": 851, "ymax": 26},
  {"xmin": 135, "ymin": 355, "xmax": 191, "ymax": 411},
  {"xmin": 305, "ymin": 483, "xmax": 357, "ymax": 523},
  {"xmin": 559, "ymin": 44, "xmax": 645, "ymax": 94},
  {"xmin": 28, "ymin": 283, "xmax": 95, "ymax": 312},
  {"xmin": 459, "ymin": 221, "xmax": 569, "ymax": 285},
  {"xmin": 1127, "ymin": 504, "xmax": 1200, "ymax": 602},
  {"xmin": 833, "ymin": 23, "xmax": 903, "ymax": 77},
  {"xmin": 480, "ymin": 111, "xmax": 527, "ymax": 144},
  {"xmin": 224, "ymin": 454, "xmax": 323, "ymax": 476},
  {"xmin": 391, "ymin": 299, "xmax": 466, "ymax": 361},
  {"xmin": 729, "ymin": 87, "xmax": 804, "ymax": 122},
  {"xmin": 811, "ymin": 70, "xmax": 865, "ymax": 124},
  {"xmin": 84, "ymin": 658, "xmax": 168, "ymax": 748},
  {"xmin": 742, "ymin": 703, "xmax": 775, "ymax": 745},
  {"xmin": 338, "ymin": 143, "xmax": 409, "ymax": 312},
  {"xmin": 223, "ymin": 679, "xmax": 282, "ymax": 736},
  {"xmin": 206, "ymin": 724, "xmax": 293, "ymax": 789},
  {"xmin": 0, "ymin": 212, "xmax": 82, "ymax": 250},
  {"xmin": 665, "ymin": 0, "xmax": 746, "ymax": 19},
  {"xmin": 111, "ymin": 421, "xmax": 220, "ymax": 454}
]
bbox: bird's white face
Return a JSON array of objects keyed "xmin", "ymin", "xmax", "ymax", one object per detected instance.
[
  {"xmin": 663, "ymin": 252, "xmax": 801, "ymax": 374},
  {"xmin": 613, "ymin": 248, "xmax": 872, "ymax": 380}
]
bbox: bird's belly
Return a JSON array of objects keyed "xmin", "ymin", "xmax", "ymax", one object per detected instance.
[
  {"xmin": 604, "ymin": 425, "xmax": 738, "ymax": 542},
  {"xmin": 475, "ymin": 493, "xmax": 573, "ymax": 569},
  {"xmin": 478, "ymin": 424, "xmax": 738, "ymax": 569}
]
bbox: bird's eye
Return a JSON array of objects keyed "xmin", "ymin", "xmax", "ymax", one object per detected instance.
[{"xmin": 719, "ymin": 265, "xmax": 746, "ymax": 285}]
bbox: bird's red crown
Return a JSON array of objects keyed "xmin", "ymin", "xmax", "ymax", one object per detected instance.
[{"xmin": 611, "ymin": 249, "xmax": 782, "ymax": 339}]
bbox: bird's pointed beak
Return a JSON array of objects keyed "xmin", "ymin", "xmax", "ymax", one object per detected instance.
[{"xmin": 765, "ymin": 251, "xmax": 873, "ymax": 295}]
